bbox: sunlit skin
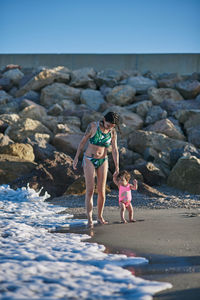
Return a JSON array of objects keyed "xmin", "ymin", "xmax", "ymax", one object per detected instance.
[{"xmin": 73, "ymin": 118, "xmax": 119, "ymax": 228}]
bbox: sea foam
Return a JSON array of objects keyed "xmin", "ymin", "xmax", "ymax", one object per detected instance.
[{"xmin": 0, "ymin": 185, "xmax": 172, "ymax": 299}]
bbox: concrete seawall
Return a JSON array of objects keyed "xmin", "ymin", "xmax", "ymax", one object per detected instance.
[{"xmin": 0, "ymin": 53, "xmax": 200, "ymax": 74}]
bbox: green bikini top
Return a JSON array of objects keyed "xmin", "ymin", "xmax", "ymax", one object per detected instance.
[{"xmin": 89, "ymin": 122, "xmax": 112, "ymax": 148}]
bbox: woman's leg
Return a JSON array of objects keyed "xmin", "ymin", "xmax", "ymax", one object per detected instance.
[
  {"xmin": 96, "ymin": 159, "xmax": 108, "ymax": 224},
  {"xmin": 83, "ymin": 158, "xmax": 95, "ymax": 227}
]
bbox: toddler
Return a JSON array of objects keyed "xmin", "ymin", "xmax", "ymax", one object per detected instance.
[{"xmin": 113, "ymin": 170, "xmax": 138, "ymax": 223}]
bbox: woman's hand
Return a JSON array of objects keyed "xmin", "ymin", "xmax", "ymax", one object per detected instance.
[{"xmin": 113, "ymin": 168, "xmax": 119, "ymax": 177}]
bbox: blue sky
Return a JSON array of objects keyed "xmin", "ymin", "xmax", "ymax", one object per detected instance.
[{"xmin": 0, "ymin": 0, "xmax": 199, "ymax": 53}]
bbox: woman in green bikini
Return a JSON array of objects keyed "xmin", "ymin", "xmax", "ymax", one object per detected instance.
[{"xmin": 73, "ymin": 111, "xmax": 120, "ymax": 228}]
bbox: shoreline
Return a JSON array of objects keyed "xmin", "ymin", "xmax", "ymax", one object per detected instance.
[{"xmin": 49, "ymin": 186, "xmax": 200, "ymax": 300}]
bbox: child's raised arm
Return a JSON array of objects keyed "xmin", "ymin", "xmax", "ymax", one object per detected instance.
[{"xmin": 130, "ymin": 179, "xmax": 138, "ymax": 190}]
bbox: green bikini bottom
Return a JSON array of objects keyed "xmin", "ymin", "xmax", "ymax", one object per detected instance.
[{"xmin": 83, "ymin": 154, "xmax": 108, "ymax": 169}]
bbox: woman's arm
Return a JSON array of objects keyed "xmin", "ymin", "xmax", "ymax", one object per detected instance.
[
  {"xmin": 73, "ymin": 123, "xmax": 93, "ymax": 170},
  {"xmin": 111, "ymin": 129, "xmax": 119, "ymax": 176}
]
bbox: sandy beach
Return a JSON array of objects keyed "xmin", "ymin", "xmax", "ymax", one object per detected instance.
[{"xmin": 50, "ymin": 185, "xmax": 200, "ymax": 299}]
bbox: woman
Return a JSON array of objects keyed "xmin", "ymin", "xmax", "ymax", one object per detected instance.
[{"xmin": 73, "ymin": 111, "xmax": 120, "ymax": 228}]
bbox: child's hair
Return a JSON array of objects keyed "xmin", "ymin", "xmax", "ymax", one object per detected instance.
[{"xmin": 117, "ymin": 170, "xmax": 131, "ymax": 181}]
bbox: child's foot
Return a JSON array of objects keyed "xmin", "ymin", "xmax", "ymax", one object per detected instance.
[
  {"xmin": 129, "ymin": 219, "xmax": 136, "ymax": 222},
  {"xmin": 120, "ymin": 219, "xmax": 128, "ymax": 224}
]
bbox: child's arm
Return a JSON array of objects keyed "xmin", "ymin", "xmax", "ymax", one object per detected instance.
[
  {"xmin": 113, "ymin": 173, "xmax": 120, "ymax": 188},
  {"xmin": 130, "ymin": 179, "xmax": 138, "ymax": 190}
]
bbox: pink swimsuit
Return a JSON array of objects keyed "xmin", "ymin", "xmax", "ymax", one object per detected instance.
[{"xmin": 119, "ymin": 184, "xmax": 132, "ymax": 207}]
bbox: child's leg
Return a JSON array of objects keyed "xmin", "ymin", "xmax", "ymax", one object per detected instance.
[
  {"xmin": 127, "ymin": 203, "xmax": 136, "ymax": 222},
  {"xmin": 119, "ymin": 202, "xmax": 127, "ymax": 223}
]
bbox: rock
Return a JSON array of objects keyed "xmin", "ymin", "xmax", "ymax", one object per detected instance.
[
  {"xmin": 167, "ymin": 155, "xmax": 200, "ymax": 194},
  {"xmin": 127, "ymin": 100, "xmax": 152, "ymax": 118},
  {"xmin": 5, "ymin": 118, "xmax": 52, "ymax": 143},
  {"xmin": 145, "ymin": 105, "xmax": 167, "ymax": 125},
  {"xmin": 174, "ymin": 109, "xmax": 200, "ymax": 131},
  {"xmin": 19, "ymin": 104, "xmax": 47, "ymax": 121},
  {"xmin": 80, "ymin": 89, "xmax": 105, "ymax": 110},
  {"xmin": 124, "ymin": 76, "xmax": 157, "ymax": 94},
  {"xmin": 47, "ymin": 103, "xmax": 63, "ymax": 116},
  {"xmin": 127, "ymin": 130, "xmax": 191, "ymax": 156},
  {"xmin": 0, "ymin": 143, "xmax": 35, "ymax": 161},
  {"xmin": 21, "ymin": 90, "xmax": 40, "ymax": 103},
  {"xmin": 3, "ymin": 68, "xmax": 24, "ymax": 85},
  {"xmin": 169, "ymin": 145, "xmax": 200, "ymax": 168},
  {"xmin": 175, "ymin": 80, "xmax": 200, "ymax": 99},
  {"xmin": 133, "ymin": 162, "xmax": 166, "ymax": 185},
  {"xmin": 0, "ymin": 90, "xmax": 13, "ymax": 105},
  {"xmin": 16, "ymin": 66, "xmax": 71, "ymax": 96},
  {"xmin": 70, "ymin": 67, "xmax": 96, "ymax": 89},
  {"xmin": 119, "ymin": 146, "xmax": 140, "ymax": 168},
  {"xmin": 11, "ymin": 152, "xmax": 80, "ymax": 198},
  {"xmin": 0, "ymin": 154, "xmax": 36, "ymax": 185},
  {"xmin": 145, "ymin": 118, "xmax": 185, "ymax": 141},
  {"xmin": 64, "ymin": 176, "xmax": 111, "ymax": 195},
  {"xmin": 106, "ymin": 85, "xmax": 136, "ymax": 106},
  {"xmin": 157, "ymin": 73, "xmax": 182, "ymax": 88},
  {"xmin": 161, "ymin": 98, "xmax": 200, "ymax": 115},
  {"xmin": 148, "ymin": 87, "xmax": 183, "ymax": 104},
  {"xmin": 26, "ymin": 133, "xmax": 55, "ymax": 162},
  {"xmin": 0, "ymin": 133, "xmax": 13, "ymax": 146},
  {"xmin": 95, "ymin": 69, "xmax": 122, "ymax": 87},
  {"xmin": 40, "ymin": 82, "xmax": 81, "ymax": 107},
  {"xmin": 2, "ymin": 64, "xmax": 21, "ymax": 72},
  {"xmin": 187, "ymin": 126, "xmax": 200, "ymax": 148},
  {"xmin": 60, "ymin": 99, "xmax": 76, "ymax": 111},
  {"xmin": 81, "ymin": 111, "xmax": 103, "ymax": 131},
  {"xmin": 103, "ymin": 106, "xmax": 143, "ymax": 136},
  {"xmin": 0, "ymin": 113, "xmax": 20, "ymax": 126},
  {"xmin": 138, "ymin": 182, "xmax": 167, "ymax": 197},
  {"xmin": 0, "ymin": 77, "xmax": 12, "ymax": 91},
  {"xmin": 53, "ymin": 132, "xmax": 84, "ymax": 156}
]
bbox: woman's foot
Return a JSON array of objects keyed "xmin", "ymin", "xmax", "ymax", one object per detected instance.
[
  {"xmin": 121, "ymin": 219, "xmax": 128, "ymax": 224},
  {"xmin": 97, "ymin": 217, "xmax": 108, "ymax": 225},
  {"xmin": 129, "ymin": 219, "xmax": 136, "ymax": 222},
  {"xmin": 87, "ymin": 219, "xmax": 94, "ymax": 228}
]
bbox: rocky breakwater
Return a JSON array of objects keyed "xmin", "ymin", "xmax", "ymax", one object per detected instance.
[{"xmin": 0, "ymin": 64, "xmax": 200, "ymax": 198}]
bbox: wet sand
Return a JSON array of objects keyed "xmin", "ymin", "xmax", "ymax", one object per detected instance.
[{"xmin": 64, "ymin": 207, "xmax": 200, "ymax": 300}]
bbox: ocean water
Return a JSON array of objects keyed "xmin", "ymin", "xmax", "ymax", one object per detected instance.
[{"xmin": 0, "ymin": 185, "xmax": 172, "ymax": 299}]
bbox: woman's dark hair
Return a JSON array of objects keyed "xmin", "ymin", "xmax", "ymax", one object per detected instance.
[{"xmin": 104, "ymin": 111, "xmax": 121, "ymax": 133}]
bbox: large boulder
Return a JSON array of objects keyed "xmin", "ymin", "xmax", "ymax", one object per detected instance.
[
  {"xmin": 148, "ymin": 87, "xmax": 183, "ymax": 104},
  {"xmin": 145, "ymin": 118, "xmax": 185, "ymax": 141},
  {"xmin": 127, "ymin": 100, "xmax": 152, "ymax": 118},
  {"xmin": 53, "ymin": 132, "xmax": 84, "ymax": 156},
  {"xmin": 40, "ymin": 82, "xmax": 81, "ymax": 107},
  {"xmin": 157, "ymin": 73, "xmax": 182, "ymax": 88},
  {"xmin": 95, "ymin": 69, "xmax": 122, "ymax": 87},
  {"xmin": 106, "ymin": 85, "xmax": 136, "ymax": 106},
  {"xmin": 11, "ymin": 152, "xmax": 81, "ymax": 198},
  {"xmin": 0, "ymin": 143, "xmax": 35, "ymax": 162},
  {"xmin": 175, "ymin": 80, "xmax": 200, "ymax": 99},
  {"xmin": 0, "ymin": 90, "xmax": 13, "ymax": 105},
  {"xmin": 70, "ymin": 67, "xmax": 96, "ymax": 89},
  {"xmin": 127, "ymin": 130, "xmax": 191, "ymax": 156},
  {"xmin": 0, "ymin": 154, "xmax": 36, "ymax": 184},
  {"xmin": 80, "ymin": 89, "xmax": 105, "ymax": 110},
  {"xmin": 19, "ymin": 104, "xmax": 47, "ymax": 121},
  {"xmin": 0, "ymin": 133, "xmax": 13, "ymax": 146},
  {"xmin": 134, "ymin": 162, "xmax": 166, "ymax": 185},
  {"xmin": 145, "ymin": 105, "xmax": 167, "ymax": 125},
  {"xmin": 187, "ymin": 126, "xmax": 200, "ymax": 148},
  {"xmin": 174, "ymin": 109, "xmax": 200, "ymax": 130},
  {"xmin": 5, "ymin": 118, "xmax": 52, "ymax": 142},
  {"xmin": 124, "ymin": 76, "xmax": 157, "ymax": 94},
  {"xmin": 3, "ymin": 68, "xmax": 24, "ymax": 85},
  {"xmin": 167, "ymin": 156, "xmax": 200, "ymax": 194},
  {"xmin": 16, "ymin": 66, "xmax": 71, "ymax": 96}
]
